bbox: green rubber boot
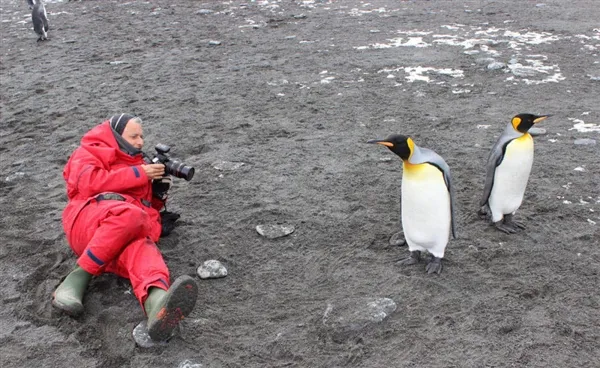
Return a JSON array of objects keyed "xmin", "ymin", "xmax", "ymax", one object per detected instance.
[
  {"xmin": 52, "ymin": 266, "xmax": 92, "ymax": 316},
  {"xmin": 144, "ymin": 275, "xmax": 198, "ymax": 342}
]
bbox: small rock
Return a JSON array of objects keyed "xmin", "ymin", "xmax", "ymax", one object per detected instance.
[
  {"xmin": 487, "ymin": 62, "xmax": 506, "ymax": 70},
  {"xmin": 212, "ymin": 160, "xmax": 245, "ymax": 171},
  {"xmin": 511, "ymin": 67, "xmax": 537, "ymax": 77},
  {"xmin": 197, "ymin": 260, "xmax": 228, "ymax": 279},
  {"xmin": 508, "ymin": 58, "xmax": 519, "ymax": 65},
  {"xmin": 529, "ymin": 127, "xmax": 547, "ymax": 136},
  {"xmin": 369, "ymin": 29, "xmax": 381, "ymax": 33},
  {"xmin": 63, "ymin": 40, "xmax": 76, "ymax": 44},
  {"xmin": 256, "ymin": 224, "xmax": 295, "ymax": 239},
  {"xmin": 588, "ymin": 75, "xmax": 600, "ymax": 81},
  {"xmin": 284, "ymin": 35, "xmax": 297, "ymax": 39},
  {"xmin": 379, "ymin": 157, "xmax": 392, "ymax": 162},
  {"xmin": 574, "ymin": 138, "xmax": 596, "ymax": 145},
  {"xmin": 292, "ymin": 14, "xmax": 307, "ymax": 19},
  {"xmin": 132, "ymin": 320, "xmax": 170, "ymax": 348},
  {"xmin": 536, "ymin": 3, "xmax": 547, "ymax": 7},
  {"xmin": 475, "ymin": 57, "xmax": 496, "ymax": 65},
  {"xmin": 5, "ymin": 172, "xmax": 25, "ymax": 182},
  {"xmin": 107, "ymin": 60, "xmax": 128, "ymax": 65},
  {"xmin": 195, "ymin": 9, "xmax": 213, "ymax": 15},
  {"xmin": 208, "ymin": 40, "xmax": 221, "ymax": 46},
  {"xmin": 179, "ymin": 360, "xmax": 203, "ymax": 368},
  {"xmin": 389, "ymin": 232, "xmax": 406, "ymax": 246},
  {"xmin": 574, "ymin": 167, "xmax": 585, "ymax": 172}
]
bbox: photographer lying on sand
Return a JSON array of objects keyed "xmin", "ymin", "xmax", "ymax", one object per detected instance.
[{"xmin": 52, "ymin": 113, "xmax": 197, "ymax": 342}]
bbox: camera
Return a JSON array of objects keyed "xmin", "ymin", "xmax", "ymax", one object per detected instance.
[{"xmin": 147, "ymin": 144, "xmax": 195, "ymax": 181}]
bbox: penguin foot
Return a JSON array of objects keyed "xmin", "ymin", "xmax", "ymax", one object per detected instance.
[
  {"xmin": 398, "ymin": 251, "xmax": 421, "ymax": 265},
  {"xmin": 504, "ymin": 214, "xmax": 525, "ymax": 230},
  {"xmin": 494, "ymin": 221, "xmax": 518, "ymax": 234},
  {"xmin": 425, "ymin": 257, "xmax": 443, "ymax": 274}
]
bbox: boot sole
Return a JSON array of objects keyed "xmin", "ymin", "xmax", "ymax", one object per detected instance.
[{"xmin": 147, "ymin": 275, "xmax": 198, "ymax": 341}]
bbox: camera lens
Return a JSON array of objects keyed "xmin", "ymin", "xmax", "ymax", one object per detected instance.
[{"xmin": 165, "ymin": 160, "xmax": 195, "ymax": 181}]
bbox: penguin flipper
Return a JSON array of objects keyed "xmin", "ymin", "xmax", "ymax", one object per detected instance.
[
  {"xmin": 481, "ymin": 124, "xmax": 522, "ymax": 207},
  {"xmin": 411, "ymin": 148, "xmax": 457, "ymax": 239}
]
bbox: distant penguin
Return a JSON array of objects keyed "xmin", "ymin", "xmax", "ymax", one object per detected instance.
[
  {"xmin": 31, "ymin": 0, "xmax": 49, "ymax": 42},
  {"xmin": 479, "ymin": 113, "xmax": 550, "ymax": 234},
  {"xmin": 368, "ymin": 134, "xmax": 456, "ymax": 274}
]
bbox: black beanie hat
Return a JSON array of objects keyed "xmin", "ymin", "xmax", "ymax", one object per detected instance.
[{"xmin": 109, "ymin": 113, "xmax": 136, "ymax": 135}]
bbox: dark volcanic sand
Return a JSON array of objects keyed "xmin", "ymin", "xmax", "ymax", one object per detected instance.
[{"xmin": 1, "ymin": 0, "xmax": 599, "ymax": 367}]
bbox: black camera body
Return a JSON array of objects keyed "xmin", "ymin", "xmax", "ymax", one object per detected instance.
[{"xmin": 149, "ymin": 144, "xmax": 195, "ymax": 181}]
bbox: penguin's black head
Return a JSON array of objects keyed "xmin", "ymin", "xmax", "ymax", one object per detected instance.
[
  {"xmin": 512, "ymin": 113, "xmax": 551, "ymax": 133},
  {"xmin": 367, "ymin": 134, "xmax": 414, "ymax": 160}
]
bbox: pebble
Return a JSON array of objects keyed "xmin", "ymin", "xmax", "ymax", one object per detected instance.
[
  {"xmin": 197, "ymin": 260, "xmax": 228, "ymax": 279},
  {"xmin": 179, "ymin": 360, "xmax": 203, "ymax": 368},
  {"xmin": 574, "ymin": 138, "xmax": 596, "ymax": 145},
  {"xmin": 511, "ymin": 67, "xmax": 537, "ymax": 77},
  {"xmin": 195, "ymin": 9, "xmax": 213, "ymax": 15},
  {"xmin": 212, "ymin": 160, "xmax": 245, "ymax": 171},
  {"xmin": 389, "ymin": 232, "xmax": 406, "ymax": 246},
  {"xmin": 320, "ymin": 297, "xmax": 397, "ymax": 343},
  {"xmin": 529, "ymin": 127, "xmax": 547, "ymax": 136},
  {"xmin": 475, "ymin": 57, "xmax": 496, "ymax": 65},
  {"xmin": 208, "ymin": 40, "xmax": 222, "ymax": 46},
  {"xmin": 132, "ymin": 320, "xmax": 170, "ymax": 348},
  {"xmin": 5, "ymin": 172, "xmax": 25, "ymax": 182},
  {"xmin": 487, "ymin": 62, "xmax": 505, "ymax": 70},
  {"xmin": 256, "ymin": 224, "xmax": 295, "ymax": 239}
]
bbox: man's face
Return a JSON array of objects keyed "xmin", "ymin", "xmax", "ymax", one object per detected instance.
[{"xmin": 122, "ymin": 120, "xmax": 144, "ymax": 150}]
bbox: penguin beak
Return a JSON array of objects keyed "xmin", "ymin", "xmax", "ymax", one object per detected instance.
[
  {"xmin": 367, "ymin": 139, "xmax": 394, "ymax": 147},
  {"xmin": 533, "ymin": 115, "xmax": 551, "ymax": 123}
]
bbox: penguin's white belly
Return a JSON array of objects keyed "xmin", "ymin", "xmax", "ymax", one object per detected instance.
[
  {"xmin": 489, "ymin": 135, "xmax": 534, "ymax": 221},
  {"xmin": 401, "ymin": 163, "xmax": 451, "ymax": 258}
]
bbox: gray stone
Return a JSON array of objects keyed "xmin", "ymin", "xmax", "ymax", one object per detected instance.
[
  {"xmin": 475, "ymin": 57, "xmax": 496, "ymax": 65},
  {"xmin": 197, "ymin": 260, "xmax": 228, "ymax": 279},
  {"xmin": 179, "ymin": 360, "xmax": 203, "ymax": 368},
  {"xmin": 574, "ymin": 138, "xmax": 596, "ymax": 145},
  {"xmin": 256, "ymin": 224, "xmax": 295, "ymax": 239},
  {"xmin": 5, "ymin": 172, "xmax": 25, "ymax": 182},
  {"xmin": 529, "ymin": 127, "xmax": 547, "ymax": 136},
  {"xmin": 132, "ymin": 320, "xmax": 170, "ymax": 348},
  {"xmin": 320, "ymin": 297, "xmax": 397, "ymax": 343},
  {"xmin": 208, "ymin": 40, "xmax": 222, "ymax": 46},
  {"xmin": 195, "ymin": 9, "xmax": 213, "ymax": 15},
  {"xmin": 511, "ymin": 67, "xmax": 538, "ymax": 77},
  {"xmin": 212, "ymin": 160, "xmax": 244, "ymax": 171},
  {"xmin": 389, "ymin": 232, "xmax": 406, "ymax": 246},
  {"xmin": 487, "ymin": 62, "xmax": 506, "ymax": 70}
]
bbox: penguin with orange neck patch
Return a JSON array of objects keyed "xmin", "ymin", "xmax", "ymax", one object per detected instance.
[
  {"xmin": 368, "ymin": 135, "xmax": 456, "ymax": 274},
  {"xmin": 479, "ymin": 113, "xmax": 551, "ymax": 233}
]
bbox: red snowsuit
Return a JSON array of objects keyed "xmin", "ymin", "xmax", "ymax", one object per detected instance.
[{"xmin": 62, "ymin": 121, "xmax": 170, "ymax": 308}]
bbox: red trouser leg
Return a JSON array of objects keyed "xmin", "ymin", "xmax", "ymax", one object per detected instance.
[{"xmin": 66, "ymin": 200, "xmax": 170, "ymax": 308}]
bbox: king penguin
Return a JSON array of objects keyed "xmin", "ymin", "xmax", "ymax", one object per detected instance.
[
  {"xmin": 479, "ymin": 113, "xmax": 550, "ymax": 233},
  {"xmin": 368, "ymin": 134, "xmax": 456, "ymax": 274},
  {"xmin": 32, "ymin": 0, "xmax": 49, "ymax": 42}
]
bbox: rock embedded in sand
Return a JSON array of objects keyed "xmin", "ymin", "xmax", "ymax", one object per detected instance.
[
  {"xmin": 132, "ymin": 320, "xmax": 169, "ymax": 348},
  {"xmin": 195, "ymin": 9, "xmax": 213, "ymax": 15},
  {"xmin": 178, "ymin": 359, "xmax": 204, "ymax": 368},
  {"xmin": 197, "ymin": 260, "xmax": 228, "ymax": 279},
  {"xmin": 320, "ymin": 297, "xmax": 397, "ymax": 343},
  {"xmin": 256, "ymin": 224, "xmax": 295, "ymax": 239},
  {"xmin": 574, "ymin": 138, "xmax": 596, "ymax": 145},
  {"xmin": 212, "ymin": 160, "xmax": 245, "ymax": 171},
  {"xmin": 487, "ymin": 62, "xmax": 505, "ymax": 70}
]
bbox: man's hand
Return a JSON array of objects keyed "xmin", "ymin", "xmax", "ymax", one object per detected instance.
[{"xmin": 141, "ymin": 164, "xmax": 165, "ymax": 180}]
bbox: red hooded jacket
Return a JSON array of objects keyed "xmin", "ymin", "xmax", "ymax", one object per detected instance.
[{"xmin": 62, "ymin": 121, "xmax": 163, "ymax": 242}]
